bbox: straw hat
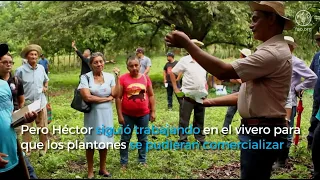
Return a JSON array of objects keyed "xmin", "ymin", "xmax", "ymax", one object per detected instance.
[
  {"xmin": 191, "ymin": 39, "xmax": 204, "ymax": 47},
  {"xmin": 249, "ymin": 1, "xmax": 295, "ymax": 30},
  {"xmin": 0, "ymin": 44, "xmax": 9, "ymax": 57},
  {"xmin": 315, "ymin": 32, "xmax": 320, "ymax": 40},
  {"xmin": 20, "ymin": 44, "xmax": 42, "ymax": 58},
  {"xmin": 238, "ymin": 48, "xmax": 252, "ymax": 57},
  {"xmin": 284, "ymin": 36, "xmax": 298, "ymax": 49}
]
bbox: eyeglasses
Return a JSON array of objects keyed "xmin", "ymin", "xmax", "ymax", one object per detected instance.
[{"xmin": 0, "ymin": 61, "xmax": 14, "ymax": 65}]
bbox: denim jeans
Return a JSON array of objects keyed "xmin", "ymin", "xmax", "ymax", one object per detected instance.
[
  {"xmin": 312, "ymin": 121, "xmax": 320, "ymax": 179},
  {"xmin": 24, "ymin": 156, "xmax": 37, "ymax": 179},
  {"xmin": 287, "ymin": 106, "xmax": 297, "ymax": 148},
  {"xmin": 308, "ymin": 100, "xmax": 320, "ymax": 145},
  {"xmin": 223, "ymin": 105, "xmax": 238, "ymax": 128},
  {"xmin": 120, "ymin": 114, "xmax": 149, "ymax": 165},
  {"xmin": 239, "ymin": 126, "xmax": 287, "ymax": 179}
]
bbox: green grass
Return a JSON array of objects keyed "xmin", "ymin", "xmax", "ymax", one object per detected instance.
[{"xmin": 21, "ymin": 55, "xmax": 313, "ymax": 179}]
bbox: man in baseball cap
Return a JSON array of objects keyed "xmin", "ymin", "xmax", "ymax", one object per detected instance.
[
  {"xmin": 163, "ymin": 52, "xmax": 182, "ymax": 111},
  {"xmin": 136, "ymin": 47, "xmax": 152, "ymax": 75},
  {"xmin": 165, "ymin": 1, "xmax": 294, "ymax": 178}
]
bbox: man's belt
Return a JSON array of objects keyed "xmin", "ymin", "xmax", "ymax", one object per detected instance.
[{"xmin": 241, "ymin": 117, "xmax": 287, "ymax": 126}]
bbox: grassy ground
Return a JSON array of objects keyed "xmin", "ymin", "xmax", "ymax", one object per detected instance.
[{"xmin": 20, "ymin": 55, "xmax": 313, "ymax": 179}]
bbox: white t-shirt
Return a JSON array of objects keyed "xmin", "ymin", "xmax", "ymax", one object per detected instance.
[{"xmin": 172, "ymin": 55, "xmax": 208, "ymax": 103}]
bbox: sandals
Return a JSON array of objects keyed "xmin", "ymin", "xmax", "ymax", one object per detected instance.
[{"xmin": 98, "ymin": 171, "xmax": 112, "ymax": 177}]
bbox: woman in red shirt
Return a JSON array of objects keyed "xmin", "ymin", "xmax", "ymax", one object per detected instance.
[{"xmin": 114, "ymin": 55, "xmax": 156, "ymax": 169}]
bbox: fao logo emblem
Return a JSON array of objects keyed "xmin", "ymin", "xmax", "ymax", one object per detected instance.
[{"xmin": 295, "ymin": 10, "xmax": 312, "ymax": 27}]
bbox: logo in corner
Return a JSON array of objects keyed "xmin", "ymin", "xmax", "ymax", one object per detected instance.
[{"xmin": 295, "ymin": 10, "xmax": 312, "ymax": 27}]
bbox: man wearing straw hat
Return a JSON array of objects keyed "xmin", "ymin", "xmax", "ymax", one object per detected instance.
[
  {"xmin": 273, "ymin": 36, "xmax": 317, "ymax": 169},
  {"xmin": 307, "ymin": 32, "xmax": 320, "ymax": 150},
  {"xmin": 169, "ymin": 39, "xmax": 208, "ymax": 146},
  {"xmin": 222, "ymin": 48, "xmax": 251, "ymax": 130},
  {"xmin": 15, "ymin": 44, "xmax": 49, "ymax": 157},
  {"xmin": 165, "ymin": 1, "xmax": 294, "ymax": 178}
]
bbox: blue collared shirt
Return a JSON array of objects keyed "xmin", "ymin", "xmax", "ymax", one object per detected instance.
[
  {"xmin": 15, "ymin": 63, "xmax": 49, "ymax": 109},
  {"xmin": 310, "ymin": 51, "xmax": 320, "ymax": 101}
]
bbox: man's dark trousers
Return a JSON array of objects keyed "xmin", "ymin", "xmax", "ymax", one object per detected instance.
[{"xmin": 178, "ymin": 98, "xmax": 205, "ymax": 143}]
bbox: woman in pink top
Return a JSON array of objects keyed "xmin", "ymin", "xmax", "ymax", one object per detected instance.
[{"xmin": 114, "ymin": 55, "xmax": 156, "ymax": 169}]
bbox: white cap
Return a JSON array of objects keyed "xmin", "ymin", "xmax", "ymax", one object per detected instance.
[
  {"xmin": 284, "ymin": 36, "xmax": 298, "ymax": 49},
  {"xmin": 238, "ymin": 48, "xmax": 252, "ymax": 57}
]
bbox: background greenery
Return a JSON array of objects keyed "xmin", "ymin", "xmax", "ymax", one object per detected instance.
[{"xmin": 1, "ymin": 1, "xmax": 320, "ymax": 68}]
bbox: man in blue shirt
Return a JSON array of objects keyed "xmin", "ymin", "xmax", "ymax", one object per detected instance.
[
  {"xmin": 38, "ymin": 54, "xmax": 49, "ymax": 74},
  {"xmin": 308, "ymin": 32, "xmax": 320, "ymax": 150}
]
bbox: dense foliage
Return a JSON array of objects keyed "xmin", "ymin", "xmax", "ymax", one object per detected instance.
[{"xmin": 0, "ymin": 1, "xmax": 319, "ymax": 61}]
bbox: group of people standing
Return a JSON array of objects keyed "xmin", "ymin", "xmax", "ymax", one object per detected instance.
[
  {"xmin": 1, "ymin": 1, "xmax": 320, "ymax": 179},
  {"xmin": 73, "ymin": 44, "xmax": 154, "ymax": 178}
]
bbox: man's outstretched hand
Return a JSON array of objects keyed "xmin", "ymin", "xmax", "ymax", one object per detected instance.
[
  {"xmin": 71, "ymin": 40, "xmax": 77, "ymax": 51},
  {"xmin": 165, "ymin": 30, "xmax": 191, "ymax": 48}
]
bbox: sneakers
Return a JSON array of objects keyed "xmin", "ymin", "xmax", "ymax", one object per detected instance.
[{"xmin": 98, "ymin": 170, "xmax": 112, "ymax": 177}]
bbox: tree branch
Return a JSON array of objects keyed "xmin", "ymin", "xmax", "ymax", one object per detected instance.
[
  {"xmin": 126, "ymin": 20, "xmax": 155, "ymax": 25},
  {"xmin": 149, "ymin": 22, "xmax": 162, "ymax": 48}
]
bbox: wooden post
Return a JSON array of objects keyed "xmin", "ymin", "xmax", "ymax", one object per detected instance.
[
  {"xmin": 52, "ymin": 54, "xmax": 55, "ymax": 73},
  {"xmin": 69, "ymin": 52, "xmax": 71, "ymax": 68},
  {"xmin": 74, "ymin": 53, "xmax": 76, "ymax": 68},
  {"xmin": 57, "ymin": 54, "xmax": 60, "ymax": 73},
  {"xmin": 64, "ymin": 55, "xmax": 66, "ymax": 72}
]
